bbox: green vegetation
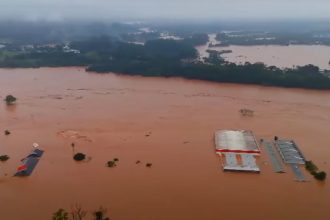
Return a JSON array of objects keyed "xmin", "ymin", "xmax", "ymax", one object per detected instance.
[
  {"xmin": 53, "ymin": 209, "xmax": 69, "ymax": 220},
  {"xmin": 73, "ymin": 153, "xmax": 86, "ymax": 161},
  {"xmin": 53, "ymin": 205, "xmax": 110, "ymax": 220},
  {"xmin": 93, "ymin": 207, "xmax": 110, "ymax": 220},
  {"xmin": 4, "ymin": 95, "xmax": 17, "ymax": 105},
  {"xmin": 313, "ymin": 171, "xmax": 327, "ymax": 181},
  {"xmin": 183, "ymin": 33, "xmax": 209, "ymax": 46},
  {"xmin": 0, "ymin": 155, "xmax": 10, "ymax": 161},
  {"xmin": 305, "ymin": 160, "xmax": 318, "ymax": 172},
  {"xmin": 0, "ymin": 50, "xmax": 19, "ymax": 62},
  {"xmin": 204, "ymin": 50, "xmax": 225, "ymax": 64},
  {"xmin": 88, "ymin": 61, "xmax": 330, "ymax": 90},
  {"xmin": 1, "ymin": 35, "xmax": 330, "ymax": 90},
  {"xmin": 305, "ymin": 160, "xmax": 327, "ymax": 181}
]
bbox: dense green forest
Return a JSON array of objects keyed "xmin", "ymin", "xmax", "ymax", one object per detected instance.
[{"xmin": 1, "ymin": 35, "xmax": 330, "ymax": 90}]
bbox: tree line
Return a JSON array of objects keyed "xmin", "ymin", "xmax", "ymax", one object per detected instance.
[{"xmin": 1, "ymin": 35, "xmax": 330, "ymax": 90}]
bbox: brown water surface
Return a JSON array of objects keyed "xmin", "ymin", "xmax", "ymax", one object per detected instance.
[
  {"xmin": 0, "ymin": 68, "xmax": 329, "ymax": 220},
  {"xmin": 196, "ymin": 34, "xmax": 330, "ymax": 69}
]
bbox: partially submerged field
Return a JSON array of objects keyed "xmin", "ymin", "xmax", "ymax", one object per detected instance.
[{"xmin": 0, "ymin": 67, "xmax": 329, "ymax": 220}]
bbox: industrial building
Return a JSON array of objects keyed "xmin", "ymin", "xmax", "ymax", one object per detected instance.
[
  {"xmin": 275, "ymin": 140, "xmax": 306, "ymax": 164},
  {"xmin": 215, "ymin": 130, "xmax": 260, "ymax": 173},
  {"xmin": 215, "ymin": 130, "xmax": 260, "ymax": 154},
  {"xmin": 222, "ymin": 153, "xmax": 260, "ymax": 173}
]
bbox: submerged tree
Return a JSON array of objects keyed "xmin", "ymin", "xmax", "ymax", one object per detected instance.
[
  {"xmin": 52, "ymin": 205, "xmax": 111, "ymax": 220},
  {"xmin": 4, "ymin": 95, "xmax": 17, "ymax": 105},
  {"xmin": 70, "ymin": 204, "xmax": 87, "ymax": 220},
  {"xmin": 107, "ymin": 160, "xmax": 116, "ymax": 168},
  {"xmin": 53, "ymin": 209, "xmax": 69, "ymax": 220},
  {"xmin": 93, "ymin": 207, "xmax": 110, "ymax": 220},
  {"xmin": 239, "ymin": 108, "xmax": 254, "ymax": 117}
]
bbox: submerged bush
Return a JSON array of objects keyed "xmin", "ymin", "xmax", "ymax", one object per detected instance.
[
  {"xmin": 93, "ymin": 206, "xmax": 110, "ymax": 220},
  {"xmin": 107, "ymin": 160, "xmax": 116, "ymax": 168},
  {"xmin": 146, "ymin": 163, "xmax": 152, "ymax": 167},
  {"xmin": 0, "ymin": 155, "xmax": 10, "ymax": 161},
  {"xmin": 52, "ymin": 206, "xmax": 109, "ymax": 220},
  {"xmin": 305, "ymin": 161, "xmax": 318, "ymax": 172},
  {"xmin": 4, "ymin": 95, "xmax": 17, "ymax": 105},
  {"xmin": 73, "ymin": 153, "xmax": 86, "ymax": 161},
  {"xmin": 314, "ymin": 171, "xmax": 327, "ymax": 181},
  {"xmin": 305, "ymin": 160, "xmax": 327, "ymax": 181},
  {"xmin": 52, "ymin": 208, "xmax": 69, "ymax": 220}
]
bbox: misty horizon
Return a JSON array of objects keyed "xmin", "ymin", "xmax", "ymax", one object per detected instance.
[{"xmin": 1, "ymin": 0, "xmax": 330, "ymax": 22}]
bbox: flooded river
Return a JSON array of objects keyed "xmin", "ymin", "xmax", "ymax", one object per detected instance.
[
  {"xmin": 197, "ymin": 34, "xmax": 330, "ymax": 70},
  {"xmin": 0, "ymin": 68, "xmax": 329, "ymax": 220}
]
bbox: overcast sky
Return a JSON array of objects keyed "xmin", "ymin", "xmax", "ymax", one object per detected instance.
[{"xmin": 1, "ymin": 0, "xmax": 330, "ymax": 21}]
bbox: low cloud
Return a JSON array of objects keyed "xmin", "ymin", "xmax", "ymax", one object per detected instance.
[{"xmin": 0, "ymin": 0, "xmax": 329, "ymax": 21}]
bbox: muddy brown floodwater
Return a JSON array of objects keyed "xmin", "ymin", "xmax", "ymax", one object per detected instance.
[
  {"xmin": 196, "ymin": 34, "xmax": 330, "ymax": 70},
  {"xmin": 0, "ymin": 67, "xmax": 330, "ymax": 220}
]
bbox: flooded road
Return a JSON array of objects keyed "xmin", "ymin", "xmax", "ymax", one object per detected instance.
[
  {"xmin": 197, "ymin": 34, "xmax": 330, "ymax": 69},
  {"xmin": 0, "ymin": 68, "xmax": 330, "ymax": 220}
]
